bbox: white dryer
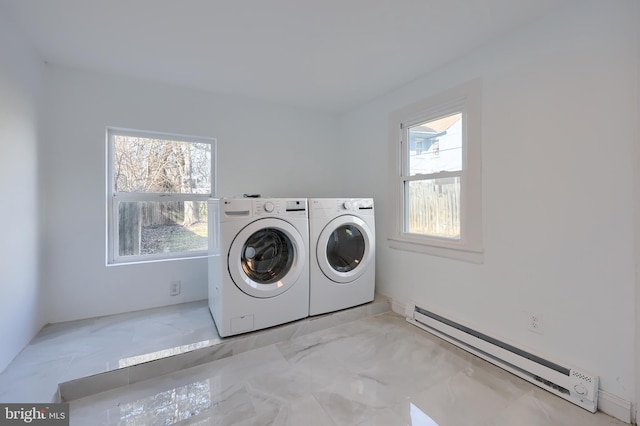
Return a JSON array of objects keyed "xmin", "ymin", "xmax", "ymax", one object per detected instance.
[
  {"xmin": 308, "ymin": 198, "xmax": 375, "ymax": 316},
  {"xmin": 208, "ymin": 197, "xmax": 309, "ymax": 337}
]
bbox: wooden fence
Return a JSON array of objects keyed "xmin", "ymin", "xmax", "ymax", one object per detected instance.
[
  {"xmin": 139, "ymin": 201, "xmax": 183, "ymax": 226},
  {"xmin": 408, "ymin": 178, "xmax": 460, "ymax": 238},
  {"xmin": 118, "ymin": 201, "xmax": 206, "ymax": 255}
]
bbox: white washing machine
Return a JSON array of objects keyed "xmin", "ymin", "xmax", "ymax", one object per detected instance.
[
  {"xmin": 208, "ymin": 197, "xmax": 309, "ymax": 337},
  {"xmin": 308, "ymin": 198, "xmax": 375, "ymax": 316}
]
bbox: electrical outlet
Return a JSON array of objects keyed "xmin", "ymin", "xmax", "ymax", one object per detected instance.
[
  {"xmin": 170, "ymin": 280, "xmax": 181, "ymax": 296},
  {"xmin": 527, "ymin": 312, "xmax": 543, "ymax": 334}
]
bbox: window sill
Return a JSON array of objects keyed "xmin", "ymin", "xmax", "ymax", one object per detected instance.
[
  {"xmin": 388, "ymin": 235, "xmax": 484, "ymax": 264},
  {"xmin": 107, "ymin": 253, "xmax": 208, "ymax": 267}
]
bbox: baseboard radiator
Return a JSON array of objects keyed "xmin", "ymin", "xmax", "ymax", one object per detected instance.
[{"xmin": 405, "ymin": 303, "xmax": 599, "ymax": 413}]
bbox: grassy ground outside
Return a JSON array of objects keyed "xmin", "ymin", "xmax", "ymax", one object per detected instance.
[{"xmin": 140, "ymin": 222, "xmax": 208, "ymax": 254}]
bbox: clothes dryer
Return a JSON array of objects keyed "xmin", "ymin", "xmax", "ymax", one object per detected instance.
[
  {"xmin": 308, "ymin": 198, "xmax": 375, "ymax": 316},
  {"xmin": 208, "ymin": 197, "xmax": 309, "ymax": 337}
]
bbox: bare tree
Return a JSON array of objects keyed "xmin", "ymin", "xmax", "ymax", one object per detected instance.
[{"xmin": 116, "ymin": 137, "xmax": 210, "ymax": 230}]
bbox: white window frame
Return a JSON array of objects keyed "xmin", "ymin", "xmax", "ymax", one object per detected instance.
[
  {"xmin": 389, "ymin": 80, "xmax": 483, "ymax": 263},
  {"xmin": 106, "ymin": 127, "xmax": 217, "ymax": 265}
]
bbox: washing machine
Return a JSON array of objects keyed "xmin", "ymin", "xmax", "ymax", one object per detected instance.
[
  {"xmin": 308, "ymin": 198, "xmax": 375, "ymax": 316},
  {"xmin": 208, "ymin": 197, "xmax": 309, "ymax": 337}
]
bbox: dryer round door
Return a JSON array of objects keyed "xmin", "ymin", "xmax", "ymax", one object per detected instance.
[
  {"xmin": 228, "ymin": 218, "xmax": 306, "ymax": 298},
  {"xmin": 317, "ymin": 215, "xmax": 374, "ymax": 283}
]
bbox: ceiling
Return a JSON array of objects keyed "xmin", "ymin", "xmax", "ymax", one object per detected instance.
[{"xmin": 0, "ymin": 0, "xmax": 573, "ymax": 113}]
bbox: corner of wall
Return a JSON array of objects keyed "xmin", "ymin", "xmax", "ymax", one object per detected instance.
[
  {"xmin": 0, "ymin": 9, "xmax": 47, "ymax": 373},
  {"xmin": 635, "ymin": 0, "xmax": 640, "ymax": 423}
]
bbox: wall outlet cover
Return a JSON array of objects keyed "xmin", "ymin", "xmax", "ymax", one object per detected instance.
[
  {"xmin": 527, "ymin": 312, "xmax": 543, "ymax": 334},
  {"xmin": 170, "ymin": 280, "xmax": 181, "ymax": 296}
]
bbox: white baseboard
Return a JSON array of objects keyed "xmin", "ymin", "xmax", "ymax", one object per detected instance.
[
  {"xmin": 376, "ymin": 292, "xmax": 406, "ymax": 316},
  {"xmin": 390, "ymin": 299, "xmax": 406, "ymax": 316},
  {"xmin": 598, "ymin": 389, "xmax": 632, "ymax": 424}
]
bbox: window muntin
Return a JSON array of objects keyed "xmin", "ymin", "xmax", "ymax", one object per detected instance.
[{"xmin": 108, "ymin": 128, "xmax": 215, "ymax": 264}]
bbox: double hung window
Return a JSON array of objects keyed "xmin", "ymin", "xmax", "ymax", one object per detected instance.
[
  {"xmin": 107, "ymin": 128, "xmax": 216, "ymax": 264},
  {"xmin": 390, "ymin": 81, "xmax": 483, "ymax": 262}
]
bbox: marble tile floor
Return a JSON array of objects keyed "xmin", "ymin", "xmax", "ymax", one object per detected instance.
[
  {"xmin": 0, "ymin": 296, "xmax": 390, "ymax": 404},
  {"xmin": 69, "ymin": 311, "xmax": 627, "ymax": 426}
]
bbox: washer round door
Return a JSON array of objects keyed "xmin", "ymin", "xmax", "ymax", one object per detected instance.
[
  {"xmin": 229, "ymin": 218, "xmax": 306, "ymax": 298},
  {"xmin": 317, "ymin": 215, "xmax": 374, "ymax": 283}
]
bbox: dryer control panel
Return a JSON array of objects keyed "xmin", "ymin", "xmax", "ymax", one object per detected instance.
[
  {"xmin": 315, "ymin": 198, "xmax": 374, "ymax": 214},
  {"xmin": 309, "ymin": 198, "xmax": 374, "ymax": 220}
]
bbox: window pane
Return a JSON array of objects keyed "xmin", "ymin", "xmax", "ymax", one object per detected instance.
[
  {"xmin": 114, "ymin": 136, "xmax": 211, "ymax": 194},
  {"xmin": 118, "ymin": 201, "xmax": 208, "ymax": 256},
  {"xmin": 406, "ymin": 177, "xmax": 460, "ymax": 239},
  {"xmin": 408, "ymin": 113, "xmax": 462, "ymax": 176}
]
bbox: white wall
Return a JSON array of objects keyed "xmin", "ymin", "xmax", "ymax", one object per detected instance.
[
  {"xmin": 39, "ymin": 66, "xmax": 342, "ymax": 323},
  {"xmin": 635, "ymin": 1, "xmax": 640, "ymax": 421},
  {"xmin": 342, "ymin": 0, "xmax": 638, "ymax": 413},
  {"xmin": 0, "ymin": 13, "xmax": 45, "ymax": 372}
]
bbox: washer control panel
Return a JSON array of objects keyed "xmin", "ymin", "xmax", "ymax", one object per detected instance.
[{"xmin": 253, "ymin": 198, "xmax": 308, "ymax": 217}]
